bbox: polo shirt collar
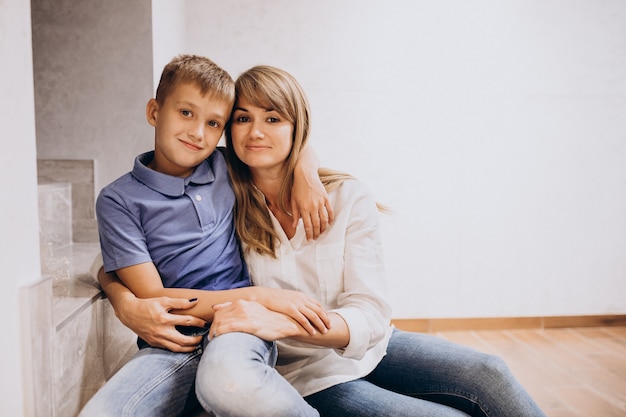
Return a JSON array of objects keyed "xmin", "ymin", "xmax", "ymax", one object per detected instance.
[{"xmin": 132, "ymin": 151, "xmax": 216, "ymax": 197}]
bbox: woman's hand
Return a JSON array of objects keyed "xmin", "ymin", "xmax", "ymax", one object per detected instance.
[
  {"xmin": 210, "ymin": 300, "xmax": 305, "ymax": 341},
  {"xmin": 113, "ymin": 294, "xmax": 207, "ymax": 352},
  {"xmin": 255, "ymin": 287, "xmax": 331, "ymax": 335},
  {"xmin": 211, "ymin": 300, "xmax": 350, "ymax": 349}
]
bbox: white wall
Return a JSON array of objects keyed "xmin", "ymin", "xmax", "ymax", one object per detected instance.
[
  {"xmin": 152, "ymin": 0, "xmax": 187, "ymax": 89},
  {"xmin": 153, "ymin": 0, "xmax": 626, "ymax": 319},
  {"xmin": 33, "ymin": 0, "xmax": 154, "ymax": 195},
  {"xmin": 0, "ymin": 1, "xmax": 41, "ymax": 415}
]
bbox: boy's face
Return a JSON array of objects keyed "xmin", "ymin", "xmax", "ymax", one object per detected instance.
[{"xmin": 146, "ymin": 82, "xmax": 231, "ymax": 178}]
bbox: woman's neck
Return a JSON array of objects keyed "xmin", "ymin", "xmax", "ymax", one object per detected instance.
[
  {"xmin": 251, "ymin": 169, "xmax": 296, "ymax": 238},
  {"xmin": 250, "ymin": 169, "xmax": 289, "ymax": 211}
]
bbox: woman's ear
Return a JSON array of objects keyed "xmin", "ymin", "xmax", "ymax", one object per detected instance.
[{"xmin": 146, "ymin": 98, "xmax": 159, "ymax": 127}]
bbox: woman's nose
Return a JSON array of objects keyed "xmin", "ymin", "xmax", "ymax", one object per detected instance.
[{"xmin": 250, "ymin": 121, "xmax": 265, "ymax": 139}]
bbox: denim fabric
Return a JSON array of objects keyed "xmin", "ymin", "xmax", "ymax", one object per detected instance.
[
  {"xmin": 304, "ymin": 329, "xmax": 546, "ymax": 417},
  {"xmin": 78, "ymin": 344, "xmax": 202, "ymax": 417},
  {"xmin": 195, "ymin": 332, "xmax": 319, "ymax": 417}
]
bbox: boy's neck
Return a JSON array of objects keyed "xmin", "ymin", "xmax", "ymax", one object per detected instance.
[{"xmin": 147, "ymin": 152, "xmax": 194, "ymax": 178}]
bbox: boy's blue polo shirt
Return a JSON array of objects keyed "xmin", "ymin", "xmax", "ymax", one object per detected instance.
[{"xmin": 96, "ymin": 150, "xmax": 250, "ymax": 291}]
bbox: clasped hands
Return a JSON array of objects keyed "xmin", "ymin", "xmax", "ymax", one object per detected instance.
[
  {"xmin": 210, "ymin": 289, "xmax": 330, "ymax": 341},
  {"xmin": 117, "ymin": 289, "xmax": 329, "ymax": 352}
]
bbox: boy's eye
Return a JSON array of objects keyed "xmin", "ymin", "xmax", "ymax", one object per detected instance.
[
  {"xmin": 208, "ymin": 120, "xmax": 220, "ymax": 128},
  {"xmin": 181, "ymin": 110, "xmax": 192, "ymax": 117}
]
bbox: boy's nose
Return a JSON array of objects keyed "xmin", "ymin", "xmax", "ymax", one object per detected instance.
[{"xmin": 189, "ymin": 122, "xmax": 204, "ymax": 140}]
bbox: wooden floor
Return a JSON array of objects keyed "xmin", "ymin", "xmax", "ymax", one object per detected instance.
[{"xmin": 433, "ymin": 326, "xmax": 626, "ymax": 417}]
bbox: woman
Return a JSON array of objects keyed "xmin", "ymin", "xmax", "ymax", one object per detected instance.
[{"xmin": 202, "ymin": 65, "xmax": 547, "ymax": 417}]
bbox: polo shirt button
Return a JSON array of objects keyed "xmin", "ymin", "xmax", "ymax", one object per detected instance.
[{"xmin": 195, "ymin": 195, "xmax": 202, "ymax": 202}]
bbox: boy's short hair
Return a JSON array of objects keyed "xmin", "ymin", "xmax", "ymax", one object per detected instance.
[{"xmin": 155, "ymin": 54, "xmax": 235, "ymax": 105}]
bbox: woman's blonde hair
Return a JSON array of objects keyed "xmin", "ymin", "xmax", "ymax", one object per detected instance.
[{"xmin": 225, "ymin": 66, "xmax": 354, "ymax": 257}]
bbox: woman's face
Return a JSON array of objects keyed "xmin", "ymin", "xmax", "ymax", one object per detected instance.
[{"xmin": 230, "ymin": 97, "xmax": 293, "ymax": 174}]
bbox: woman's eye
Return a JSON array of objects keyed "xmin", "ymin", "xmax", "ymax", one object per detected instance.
[
  {"xmin": 236, "ymin": 116, "xmax": 249, "ymax": 123},
  {"xmin": 267, "ymin": 117, "xmax": 279, "ymax": 123}
]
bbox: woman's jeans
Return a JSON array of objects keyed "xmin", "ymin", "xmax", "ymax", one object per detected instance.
[
  {"xmin": 78, "ymin": 332, "xmax": 318, "ymax": 417},
  {"xmin": 305, "ymin": 329, "xmax": 547, "ymax": 417}
]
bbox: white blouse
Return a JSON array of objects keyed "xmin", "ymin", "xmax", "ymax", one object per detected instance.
[{"xmin": 244, "ymin": 179, "xmax": 393, "ymax": 397}]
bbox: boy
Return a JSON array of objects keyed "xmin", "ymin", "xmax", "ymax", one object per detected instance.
[{"xmin": 79, "ymin": 55, "xmax": 329, "ymax": 417}]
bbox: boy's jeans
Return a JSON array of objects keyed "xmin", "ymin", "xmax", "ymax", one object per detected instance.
[
  {"xmin": 78, "ymin": 332, "xmax": 318, "ymax": 417},
  {"xmin": 196, "ymin": 332, "xmax": 318, "ymax": 417},
  {"xmin": 78, "ymin": 342, "xmax": 201, "ymax": 417}
]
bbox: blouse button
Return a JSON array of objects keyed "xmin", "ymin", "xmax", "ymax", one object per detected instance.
[{"xmin": 195, "ymin": 194, "xmax": 202, "ymax": 202}]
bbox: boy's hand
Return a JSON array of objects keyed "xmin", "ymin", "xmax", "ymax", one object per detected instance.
[
  {"xmin": 290, "ymin": 174, "xmax": 334, "ymax": 240},
  {"xmin": 210, "ymin": 300, "xmax": 304, "ymax": 341},
  {"xmin": 115, "ymin": 296, "xmax": 207, "ymax": 352},
  {"xmin": 291, "ymin": 145, "xmax": 334, "ymax": 240},
  {"xmin": 255, "ymin": 288, "xmax": 331, "ymax": 335}
]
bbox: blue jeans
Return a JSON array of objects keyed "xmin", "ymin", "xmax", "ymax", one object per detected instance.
[
  {"xmin": 304, "ymin": 329, "xmax": 546, "ymax": 417},
  {"xmin": 195, "ymin": 332, "xmax": 319, "ymax": 417},
  {"xmin": 78, "ymin": 341, "xmax": 202, "ymax": 417},
  {"xmin": 79, "ymin": 333, "xmax": 318, "ymax": 417}
]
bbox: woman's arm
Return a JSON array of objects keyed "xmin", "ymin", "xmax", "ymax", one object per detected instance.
[
  {"xmin": 210, "ymin": 300, "xmax": 350, "ymax": 349},
  {"xmin": 322, "ymin": 182, "xmax": 392, "ymax": 358}
]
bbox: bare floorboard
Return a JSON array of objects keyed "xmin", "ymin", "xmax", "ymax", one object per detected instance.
[{"xmin": 434, "ymin": 327, "xmax": 626, "ymax": 416}]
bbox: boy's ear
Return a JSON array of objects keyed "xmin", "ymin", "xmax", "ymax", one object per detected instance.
[{"xmin": 146, "ymin": 98, "xmax": 159, "ymax": 127}]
